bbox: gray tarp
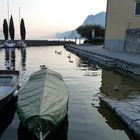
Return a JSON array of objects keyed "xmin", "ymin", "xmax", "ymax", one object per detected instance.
[{"xmin": 17, "ymin": 68, "xmax": 69, "ymax": 137}]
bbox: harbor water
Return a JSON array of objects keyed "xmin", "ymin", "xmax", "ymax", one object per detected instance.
[{"xmin": 0, "ymin": 46, "xmax": 139, "ymax": 140}]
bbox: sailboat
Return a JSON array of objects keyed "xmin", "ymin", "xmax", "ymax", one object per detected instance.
[
  {"xmin": 0, "ymin": 48, "xmax": 20, "ymax": 110},
  {"xmin": 3, "ymin": 0, "xmax": 16, "ymax": 48},
  {"xmin": 17, "ymin": 7, "xmax": 27, "ymax": 47},
  {"xmin": 3, "ymin": 40, "xmax": 16, "ymax": 48}
]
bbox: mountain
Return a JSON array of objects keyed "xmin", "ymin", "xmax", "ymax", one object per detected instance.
[
  {"xmin": 55, "ymin": 12, "xmax": 106, "ymax": 39},
  {"xmin": 55, "ymin": 30, "xmax": 81, "ymax": 39},
  {"xmin": 82, "ymin": 12, "xmax": 106, "ymax": 27},
  {"xmin": 55, "ymin": 31, "xmax": 72, "ymax": 39}
]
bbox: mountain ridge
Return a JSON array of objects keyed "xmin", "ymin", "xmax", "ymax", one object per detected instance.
[{"xmin": 55, "ymin": 12, "xmax": 106, "ymax": 39}]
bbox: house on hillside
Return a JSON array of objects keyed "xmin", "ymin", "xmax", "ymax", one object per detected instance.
[{"xmin": 105, "ymin": 0, "xmax": 140, "ymax": 53}]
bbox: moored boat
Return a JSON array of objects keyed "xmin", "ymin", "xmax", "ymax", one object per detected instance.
[
  {"xmin": 0, "ymin": 70, "xmax": 19, "ymax": 110},
  {"xmin": 17, "ymin": 66, "xmax": 69, "ymax": 140},
  {"xmin": 3, "ymin": 40, "xmax": 16, "ymax": 48},
  {"xmin": 17, "ymin": 40, "xmax": 27, "ymax": 47}
]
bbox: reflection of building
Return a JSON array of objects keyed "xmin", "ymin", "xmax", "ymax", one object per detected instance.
[
  {"xmin": 20, "ymin": 48, "xmax": 26, "ymax": 71},
  {"xmin": 97, "ymin": 102, "xmax": 124, "ymax": 130},
  {"xmin": 105, "ymin": 0, "xmax": 140, "ymax": 52},
  {"xmin": 5, "ymin": 48, "xmax": 16, "ymax": 70},
  {"xmin": 100, "ymin": 70, "xmax": 140, "ymax": 100}
]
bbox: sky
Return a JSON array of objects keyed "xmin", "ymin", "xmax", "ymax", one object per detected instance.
[{"xmin": 0, "ymin": 0, "xmax": 107, "ymax": 39}]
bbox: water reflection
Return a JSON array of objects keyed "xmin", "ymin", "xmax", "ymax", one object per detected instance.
[
  {"xmin": 100, "ymin": 69, "xmax": 140, "ymax": 100},
  {"xmin": 76, "ymin": 59, "xmax": 90, "ymax": 70},
  {"xmin": 97, "ymin": 102, "xmax": 139, "ymax": 140},
  {"xmin": 18, "ymin": 115, "xmax": 68, "ymax": 140},
  {"xmin": 0, "ymin": 97, "xmax": 17, "ymax": 137},
  {"xmin": 76, "ymin": 58, "xmax": 101, "ymax": 76},
  {"xmin": 4, "ymin": 48, "xmax": 27, "ymax": 72},
  {"xmin": 5, "ymin": 48, "xmax": 16, "ymax": 70},
  {"xmin": 0, "ymin": 46, "xmax": 138, "ymax": 140},
  {"xmin": 20, "ymin": 48, "xmax": 26, "ymax": 72}
]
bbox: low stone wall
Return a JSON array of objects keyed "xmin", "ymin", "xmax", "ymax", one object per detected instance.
[
  {"xmin": 124, "ymin": 29, "xmax": 140, "ymax": 53},
  {"xmin": 99, "ymin": 96, "xmax": 140, "ymax": 139},
  {"xmin": 64, "ymin": 45, "xmax": 140, "ymax": 78}
]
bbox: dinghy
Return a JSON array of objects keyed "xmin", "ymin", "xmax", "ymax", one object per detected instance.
[{"xmin": 17, "ymin": 66, "xmax": 69, "ymax": 140}]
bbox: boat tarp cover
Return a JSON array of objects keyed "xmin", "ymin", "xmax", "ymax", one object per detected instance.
[{"xmin": 17, "ymin": 68, "xmax": 69, "ymax": 134}]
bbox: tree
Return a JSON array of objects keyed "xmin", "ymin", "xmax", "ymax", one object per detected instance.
[
  {"xmin": 3, "ymin": 19, "xmax": 8, "ymax": 40},
  {"xmin": 76, "ymin": 25, "xmax": 105, "ymax": 43},
  {"xmin": 20, "ymin": 18, "xmax": 26, "ymax": 40},
  {"xmin": 9, "ymin": 15, "xmax": 15, "ymax": 40}
]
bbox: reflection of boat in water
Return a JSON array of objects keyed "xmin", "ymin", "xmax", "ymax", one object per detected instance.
[
  {"xmin": 17, "ymin": 66, "xmax": 69, "ymax": 140},
  {"xmin": 5, "ymin": 48, "xmax": 16, "ymax": 70},
  {"xmin": 0, "ymin": 70, "xmax": 19, "ymax": 110},
  {"xmin": 0, "ymin": 41, "xmax": 2, "ymax": 47},
  {"xmin": 0, "ymin": 93, "xmax": 17, "ymax": 137},
  {"xmin": 18, "ymin": 115, "xmax": 68, "ymax": 140},
  {"xmin": 20, "ymin": 48, "xmax": 26, "ymax": 72}
]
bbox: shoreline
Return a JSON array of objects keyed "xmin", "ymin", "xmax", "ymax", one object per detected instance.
[
  {"xmin": 64, "ymin": 44, "xmax": 140, "ymax": 79},
  {"xmin": 0, "ymin": 40, "xmax": 75, "ymax": 47}
]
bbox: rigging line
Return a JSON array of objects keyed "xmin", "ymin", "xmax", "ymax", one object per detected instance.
[{"xmin": 7, "ymin": 0, "xmax": 9, "ymax": 39}]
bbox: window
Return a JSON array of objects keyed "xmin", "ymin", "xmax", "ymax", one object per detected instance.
[{"xmin": 135, "ymin": 1, "xmax": 140, "ymax": 15}]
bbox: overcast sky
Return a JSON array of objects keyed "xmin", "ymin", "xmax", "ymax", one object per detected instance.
[{"xmin": 0, "ymin": 0, "xmax": 107, "ymax": 39}]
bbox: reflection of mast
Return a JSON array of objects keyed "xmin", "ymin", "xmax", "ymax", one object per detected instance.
[
  {"xmin": 5, "ymin": 48, "xmax": 16, "ymax": 70},
  {"xmin": 5, "ymin": 49, "xmax": 10, "ymax": 70},
  {"xmin": 11, "ymin": 48, "xmax": 16, "ymax": 70},
  {"xmin": 21, "ymin": 48, "xmax": 26, "ymax": 71}
]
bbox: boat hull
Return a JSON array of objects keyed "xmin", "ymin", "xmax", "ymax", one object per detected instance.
[
  {"xmin": 18, "ymin": 115, "xmax": 68, "ymax": 140},
  {"xmin": 0, "ymin": 91, "xmax": 16, "ymax": 110},
  {"xmin": 0, "ymin": 94, "xmax": 17, "ymax": 137},
  {"xmin": 0, "ymin": 70, "xmax": 19, "ymax": 110}
]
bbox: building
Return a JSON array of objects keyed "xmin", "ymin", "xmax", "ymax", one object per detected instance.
[{"xmin": 105, "ymin": 0, "xmax": 140, "ymax": 53}]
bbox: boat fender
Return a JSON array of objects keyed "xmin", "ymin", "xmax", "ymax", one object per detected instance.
[{"xmin": 13, "ymin": 90, "xmax": 19, "ymax": 97}]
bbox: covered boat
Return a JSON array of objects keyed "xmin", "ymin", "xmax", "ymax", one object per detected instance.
[
  {"xmin": 0, "ymin": 70, "xmax": 19, "ymax": 110},
  {"xmin": 17, "ymin": 67, "xmax": 69, "ymax": 140}
]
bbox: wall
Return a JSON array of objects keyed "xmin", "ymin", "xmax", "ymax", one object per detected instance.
[
  {"xmin": 124, "ymin": 29, "xmax": 140, "ymax": 53},
  {"xmin": 105, "ymin": 0, "xmax": 140, "ymax": 51}
]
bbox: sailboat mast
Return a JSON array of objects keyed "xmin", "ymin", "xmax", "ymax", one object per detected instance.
[
  {"xmin": 19, "ymin": 6, "xmax": 21, "ymax": 39},
  {"xmin": 7, "ymin": 0, "xmax": 9, "ymax": 39},
  {"xmin": 7, "ymin": 0, "xmax": 9, "ymax": 24}
]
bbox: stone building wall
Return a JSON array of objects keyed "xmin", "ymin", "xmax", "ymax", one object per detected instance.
[{"xmin": 124, "ymin": 29, "xmax": 140, "ymax": 53}]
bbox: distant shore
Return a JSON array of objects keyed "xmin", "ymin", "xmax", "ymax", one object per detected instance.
[{"xmin": 0, "ymin": 40, "xmax": 76, "ymax": 47}]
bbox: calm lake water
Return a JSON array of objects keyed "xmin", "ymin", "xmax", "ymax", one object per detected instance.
[{"xmin": 0, "ymin": 46, "xmax": 139, "ymax": 140}]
